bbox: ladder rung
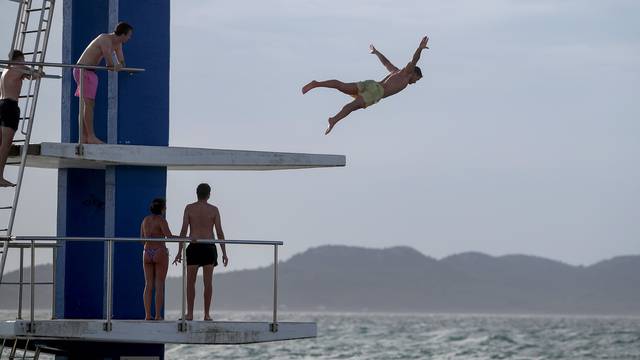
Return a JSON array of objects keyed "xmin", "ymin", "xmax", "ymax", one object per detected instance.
[
  {"xmin": 26, "ymin": 7, "xmax": 51, "ymax": 12},
  {"xmin": 23, "ymin": 29, "xmax": 44, "ymax": 34},
  {"xmin": 19, "ymin": 95, "xmax": 35, "ymax": 98},
  {"xmin": 6, "ymin": 161, "xmax": 22, "ymax": 165},
  {"xmin": 20, "ymin": 117, "xmax": 30, "ymax": 120},
  {"xmin": 22, "ymin": 51, "xmax": 42, "ymax": 56},
  {"xmin": 13, "ymin": 139, "xmax": 26, "ymax": 143},
  {"xmin": 0, "ymin": 207, "xmax": 13, "ymax": 210},
  {"xmin": 0, "ymin": 229, "xmax": 7, "ymax": 232}
]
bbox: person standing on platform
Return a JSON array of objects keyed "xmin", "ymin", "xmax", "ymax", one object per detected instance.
[
  {"xmin": 173, "ymin": 183, "xmax": 229, "ymax": 321},
  {"xmin": 0, "ymin": 50, "xmax": 41, "ymax": 187},
  {"xmin": 74, "ymin": 21, "xmax": 133, "ymax": 144},
  {"xmin": 140, "ymin": 198, "xmax": 173, "ymax": 320}
]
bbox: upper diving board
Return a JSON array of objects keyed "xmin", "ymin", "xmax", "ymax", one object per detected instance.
[{"xmin": 8, "ymin": 142, "xmax": 346, "ymax": 171}]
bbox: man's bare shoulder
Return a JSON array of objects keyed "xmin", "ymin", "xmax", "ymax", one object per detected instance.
[
  {"xmin": 90, "ymin": 34, "xmax": 111, "ymax": 47},
  {"xmin": 3, "ymin": 71, "xmax": 19, "ymax": 81},
  {"xmin": 142, "ymin": 214, "xmax": 158, "ymax": 227},
  {"xmin": 207, "ymin": 203, "xmax": 219, "ymax": 212}
]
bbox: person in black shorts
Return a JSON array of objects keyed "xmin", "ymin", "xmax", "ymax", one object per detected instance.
[
  {"xmin": 186, "ymin": 241, "xmax": 218, "ymax": 267},
  {"xmin": 173, "ymin": 183, "xmax": 228, "ymax": 321},
  {"xmin": 0, "ymin": 50, "xmax": 40, "ymax": 187}
]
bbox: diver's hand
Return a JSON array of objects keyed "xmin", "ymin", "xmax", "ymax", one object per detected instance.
[{"xmin": 419, "ymin": 36, "xmax": 429, "ymax": 50}]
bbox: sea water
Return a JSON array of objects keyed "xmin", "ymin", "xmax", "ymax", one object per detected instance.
[
  {"xmin": 165, "ymin": 312, "xmax": 640, "ymax": 359},
  {"xmin": 2, "ymin": 311, "xmax": 639, "ymax": 359}
]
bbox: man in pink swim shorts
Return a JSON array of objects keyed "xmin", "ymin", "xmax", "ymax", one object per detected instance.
[
  {"xmin": 302, "ymin": 35, "xmax": 429, "ymax": 135},
  {"xmin": 74, "ymin": 21, "xmax": 133, "ymax": 144}
]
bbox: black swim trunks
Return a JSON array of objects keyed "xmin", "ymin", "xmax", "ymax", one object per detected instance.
[
  {"xmin": 186, "ymin": 243, "xmax": 218, "ymax": 267},
  {"xmin": 0, "ymin": 99, "xmax": 20, "ymax": 131}
]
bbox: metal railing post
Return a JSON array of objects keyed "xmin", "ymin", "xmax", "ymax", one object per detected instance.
[
  {"xmin": 17, "ymin": 248, "xmax": 23, "ymax": 320},
  {"xmin": 179, "ymin": 242, "xmax": 187, "ymax": 332},
  {"xmin": 29, "ymin": 239, "xmax": 35, "ymax": 332},
  {"xmin": 270, "ymin": 244, "xmax": 279, "ymax": 332},
  {"xmin": 104, "ymin": 239, "xmax": 113, "ymax": 331},
  {"xmin": 51, "ymin": 245, "xmax": 56, "ymax": 319},
  {"xmin": 77, "ymin": 67, "xmax": 84, "ymax": 154}
]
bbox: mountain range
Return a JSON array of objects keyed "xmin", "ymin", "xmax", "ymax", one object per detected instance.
[{"xmin": 1, "ymin": 245, "xmax": 638, "ymax": 315}]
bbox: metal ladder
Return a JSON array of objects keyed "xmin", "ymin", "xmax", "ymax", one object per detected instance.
[
  {"xmin": 0, "ymin": 338, "xmax": 42, "ymax": 360},
  {"xmin": 0, "ymin": 0, "xmax": 56, "ymax": 285}
]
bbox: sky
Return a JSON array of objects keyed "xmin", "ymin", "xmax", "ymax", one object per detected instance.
[{"xmin": 1, "ymin": 0, "xmax": 639, "ymax": 277}]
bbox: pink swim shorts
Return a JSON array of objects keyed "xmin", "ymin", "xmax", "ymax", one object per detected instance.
[{"xmin": 73, "ymin": 68, "xmax": 98, "ymax": 100}]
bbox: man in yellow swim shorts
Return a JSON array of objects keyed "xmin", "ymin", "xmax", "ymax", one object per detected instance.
[{"xmin": 302, "ymin": 35, "xmax": 429, "ymax": 135}]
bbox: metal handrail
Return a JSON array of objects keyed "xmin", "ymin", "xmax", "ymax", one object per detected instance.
[
  {"xmin": 0, "ymin": 61, "xmax": 144, "ymax": 147},
  {"xmin": 0, "ymin": 65, "xmax": 61, "ymax": 79},
  {"xmin": 3, "ymin": 236, "xmax": 282, "ymax": 246},
  {"xmin": 0, "ymin": 236, "xmax": 281, "ymax": 334},
  {"xmin": 0, "ymin": 60, "xmax": 145, "ymax": 73}
]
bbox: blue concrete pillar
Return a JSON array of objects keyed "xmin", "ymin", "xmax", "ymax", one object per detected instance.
[{"xmin": 57, "ymin": 0, "xmax": 170, "ymax": 358}]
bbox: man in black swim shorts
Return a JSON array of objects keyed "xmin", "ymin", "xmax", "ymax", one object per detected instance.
[
  {"xmin": 173, "ymin": 183, "xmax": 228, "ymax": 321},
  {"xmin": 0, "ymin": 50, "xmax": 41, "ymax": 187}
]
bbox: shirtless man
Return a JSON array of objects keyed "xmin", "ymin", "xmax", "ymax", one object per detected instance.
[
  {"xmin": 74, "ymin": 21, "xmax": 133, "ymax": 144},
  {"xmin": 173, "ymin": 183, "xmax": 229, "ymax": 321},
  {"xmin": 302, "ymin": 35, "xmax": 429, "ymax": 135},
  {"xmin": 0, "ymin": 50, "xmax": 41, "ymax": 187}
]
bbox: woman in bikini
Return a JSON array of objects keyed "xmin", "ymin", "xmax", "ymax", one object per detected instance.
[{"xmin": 140, "ymin": 198, "xmax": 173, "ymax": 320}]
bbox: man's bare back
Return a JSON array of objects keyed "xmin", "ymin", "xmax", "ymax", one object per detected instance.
[
  {"xmin": 0, "ymin": 65, "xmax": 29, "ymax": 101},
  {"xmin": 77, "ymin": 33, "xmax": 123, "ymax": 68},
  {"xmin": 184, "ymin": 201, "xmax": 219, "ymax": 240},
  {"xmin": 379, "ymin": 71, "xmax": 413, "ymax": 99}
]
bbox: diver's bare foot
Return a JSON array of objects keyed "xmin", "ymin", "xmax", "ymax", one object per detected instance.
[
  {"xmin": 204, "ymin": 315, "xmax": 212, "ymax": 321},
  {"xmin": 0, "ymin": 178, "xmax": 16, "ymax": 187},
  {"xmin": 85, "ymin": 136, "xmax": 105, "ymax": 144},
  {"xmin": 325, "ymin": 118, "xmax": 337, "ymax": 135},
  {"xmin": 145, "ymin": 316, "xmax": 152, "ymax": 321},
  {"xmin": 155, "ymin": 316, "xmax": 163, "ymax": 321},
  {"xmin": 302, "ymin": 81, "xmax": 318, "ymax": 94}
]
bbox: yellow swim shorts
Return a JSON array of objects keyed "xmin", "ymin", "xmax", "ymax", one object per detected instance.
[{"xmin": 355, "ymin": 80, "xmax": 384, "ymax": 108}]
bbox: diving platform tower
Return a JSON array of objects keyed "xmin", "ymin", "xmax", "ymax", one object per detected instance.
[{"xmin": 0, "ymin": 0, "xmax": 344, "ymax": 359}]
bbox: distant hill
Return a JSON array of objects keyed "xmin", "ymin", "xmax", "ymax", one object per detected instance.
[{"xmin": 2, "ymin": 246, "xmax": 639, "ymax": 315}]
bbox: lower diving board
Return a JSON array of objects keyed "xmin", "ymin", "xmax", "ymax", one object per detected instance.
[
  {"xmin": 8, "ymin": 142, "xmax": 346, "ymax": 170},
  {"xmin": 0, "ymin": 319, "xmax": 316, "ymax": 344}
]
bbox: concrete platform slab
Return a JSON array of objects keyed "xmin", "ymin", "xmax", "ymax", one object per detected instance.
[
  {"xmin": 8, "ymin": 143, "xmax": 346, "ymax": 170},
  {"xmin": 0, "ymin": 319, "xmax": 316, "ymax": 344}
]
